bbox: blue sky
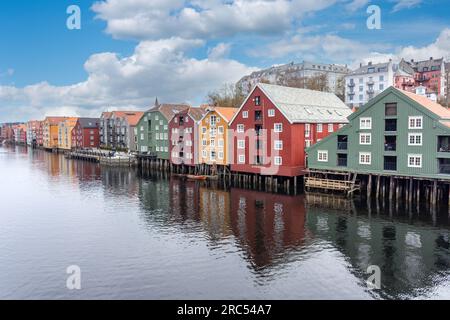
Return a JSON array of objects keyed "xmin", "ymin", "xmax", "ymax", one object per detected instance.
[{"xmin": 0, "ymin": 0, "xmax": 449, "ymax": 122}]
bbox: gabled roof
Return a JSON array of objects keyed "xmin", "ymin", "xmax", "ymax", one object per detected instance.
[
  {"xmin": 111, "ymin": 111, "xmax": 145, "ymax": 126},
  {"xmin": 78, "ymin": 118, "xmax": 100, "ymax": 129},
  {"xmin": 147, "ymin": 103, "xmax": 191, "ymax": 121},
  {"xmin": 214, "ymin": 107, "xmax": 239, "ymax": 123},
  {"xmin": 187, "ymin": 107, "xmax": 208, "ymax": 122},
  {"xmin": 407, "ymin": 57, "xmax": 444, "ymax": 72},
  {"xmin": 234, "ymin": 83, "xmax": 351, "ymax": 124},
  {"xmin": 400, "ymin": 89, "xmax": 450, "ymax": 119},
  {"xmin": 349, "ymin": 61, "xmax": 391, "ymax": 76},
  {"xmin": 44, "ymin": 117, "xmax": 69, "ymax": 125}
]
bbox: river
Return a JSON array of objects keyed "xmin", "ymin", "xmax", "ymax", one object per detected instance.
[{"xmin": 0, "ymin": 145, "xmax": 449, "ymax": 299}]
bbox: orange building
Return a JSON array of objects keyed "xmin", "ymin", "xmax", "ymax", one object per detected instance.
[
  {"xmin": 198, "ymin": 107, "xmax": 238, "ymax": 166},
  {"xmin": 43, "ymin": 117, "xmax": 68, "ymax": 149},
  {"xmin": 58, "ymin": 117, "xmax": 79, "ymax": 150}
]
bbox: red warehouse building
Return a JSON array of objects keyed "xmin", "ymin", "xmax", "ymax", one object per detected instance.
[
  {"xmin": 229, "ymin": 83, "xmax": 352, "ymax": 177},
  {"xmin": 169, "ymin": 107, "xmax": 207, "ymax": 167},
  {"xmin": 72, "ymin": 118, "xmax": 100, "ymax": 149}
]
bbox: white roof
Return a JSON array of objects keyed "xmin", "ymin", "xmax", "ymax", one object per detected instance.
[{"xmin": 257, "ymin": 83, "xmax": 351, "ymax": 123}]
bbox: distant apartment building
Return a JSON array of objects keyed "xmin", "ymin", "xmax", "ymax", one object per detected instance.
[
  {"xmin": 238, "ymin": 61, "xmax": 350, "ymax": 95},
  {"xmin": 99, "ymin": 111, "xmax": 144, "ymax": 151},
  {"xmin": 345, "ymin": 60, "xmax": 396, "ymax": 109},
  {"xmin": 72, "ymin": 118, "xmax": 100, "ymax": 149},
  {"xmin": 26, "ymin": 121, "xmax": 40, "ymax": 146},
  {"xmin": 407, "ymin": 57, "xmax": 446, "ymax": 98}
]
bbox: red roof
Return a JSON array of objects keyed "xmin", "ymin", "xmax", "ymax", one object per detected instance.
[{"xmin": 399, "ymin": 89, "xmax": 450, "ymax": 119}]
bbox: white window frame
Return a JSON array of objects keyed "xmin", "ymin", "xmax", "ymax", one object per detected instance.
[
  {"xmin": 218, "ymin": 151, "xmax": 224, "ymax": 160},
  {"xmin": 359, "ymin": 152, "xmax": 372, "ymax": 165},
  {"xmin": 202, "ymin": 150, "xmax": 207, "ymax": 158},
  {"xmin": 317, "ymin": 123, "xmax": 323, "ymax": 133},
  {"xmin": 237, "ymin": 140, "xmax": 245, "ymax": 149},
  {"xmin": 317, "ymin": 150, "xmax": 328, "ymax": 162},
  {"xmin": 242, "ymin": 111, "xmax": 249, "ymax": 119},
  {"xmin": 218, "ymin": 126, "xmax": 224, "ymax": 135},
  {"xmin": 409, "ymin": 116, "xmax": 423, "ymax": 129},
  {"xmin": 328, "ymin": 124, "xmax": 334, "ymax": 133},
  {"xmin": 408, "ymin": 154, "xmax": 422, "ymax": 168},
  {"xmin": 408, "ymin": 133, "xmax": 423, "ymax": 146},
  {"xmin": 274, "ymin": 123, "xmax": 283, "ymax": 133},
  {"xmin": 237, "ymin": 124, "xmax": 244, "ymax": 133},
  {"xmin": 218, "ymin": 139, "xmax": 224, "ymax": 148},
  {"xmin": 238, "ymin": 155, "xmax": 245, "ymax": 164},
  {"xmin": 268, "ymin": 109, "xmax": 275, "ymax": 117},
  {"xmin": 360, "ymin": 117, "xmax": 372, "ymax": 130},
  {"xmin": 359, "ymin": 133, "xmax": 372, "ymax": 145},
  {"xmin": 274, "ymin": 156, "xmax": 282, "ymax": 166},
  {"xmin": 274, "ymin": 140, "xmax": 283, "ymax": 151},
  {"xmin": 305, "ymin": 124, "xmax": 311, "ymax": 138}
]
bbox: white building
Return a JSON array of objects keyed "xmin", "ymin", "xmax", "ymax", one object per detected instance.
[
  {"xmin": 415, "ymin": 85, "xmax": 438, "ymax": 102},
  {"xmin": 345, "ymin": 60, "xmax": 395, "ymax": 109}
]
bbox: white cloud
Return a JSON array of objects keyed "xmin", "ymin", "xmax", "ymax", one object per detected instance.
[
  {"xmin": 345, "ymin": 0, "xmax": 370, "ymax": 12},
  {"xmin": 392, "ymin": 0, "xmax": 422, "ymax": 12},
  {"xmin": 92, "ymin": 0, "xmax": 338, "ymax": 40},
  {"xmin": 250, "ymin": 27, "xmax": 450, "ymax": 68},
  {"xmin": 0, "ymin": 38, "xmax": 255, "ymax": 122}
]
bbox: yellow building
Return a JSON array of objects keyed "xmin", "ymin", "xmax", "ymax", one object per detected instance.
[
  {"xmin": 43, "ymin": 117, "xmax": 68, "ymax": 149},
  {"xmin": 58, "ymin": 117, "xmax": 79, "ymax": 150},
  {"xmin": 198, "ymin": 107, "xmax": 238, "ymax": 166}
]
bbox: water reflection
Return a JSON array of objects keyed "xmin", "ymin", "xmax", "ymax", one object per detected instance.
[{"xmin": 0, "ymin": 146, "xmax": 449, "ymax": 299}]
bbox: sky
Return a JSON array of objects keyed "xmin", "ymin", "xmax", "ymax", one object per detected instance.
[{"xmin": 0, "ymin": 0, "xmax": 449, "ymax": 122}]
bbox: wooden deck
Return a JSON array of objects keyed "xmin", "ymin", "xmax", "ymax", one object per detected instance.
[{"xmin": 305, "ymin": 175, "xmax": 360, "ymax": 196}]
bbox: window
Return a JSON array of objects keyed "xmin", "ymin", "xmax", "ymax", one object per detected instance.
[
  {"xmin": 385, "ymin": 103, "xmax": 397, "ymax": 116},
  {"xmin": 218, "ymin": 139, "xmax": 224, "ymax": 147},
  {"xmin": 210, "ymin": 115, "xmax": 217, "ymax": 126},
  {"xmin": 164, "ymin": 125, "xmax": 168, "ymax": 131},
  {"xmin": 237, "ymin": 124, "xmax": 244, "ymax": 133},
  {"xmin": 202, "ymin": 150, "xmax": 207, "ymax": 158},
  {"xmin": 202, "ymin": 126, "xmax": 207, "ymax": 134},
  {"xmin": 268, "ymin": 109, "xmax": 275, "ymax": 117},
  {"xmin": 305, "ymin": 124, "xmax": 311, "ymax": 138},
  {"xmin": 317, "ymin": 123, "xmax": 323, "ymax": 133},
  {"xmin": 160, "ymin": 120, "xmax": 163, "ymax": 126},
  {"xmin": 238, "ymin": 140, "xmax": 245, "ymax": 149},
  {"xmin": 274, "ymin": 123, "xmax": 283, "ymax": 133},
  {"xmin": 359, "ymin": 152, "xmax": 371, "ymax": 165},
  {"xmin": 360, "ymin": 133, "xmax": 371, "ymax": 145},
  {"xmin": 243, "ymin": 111, "xmax": 249, "ymax": 119},
  {"xmin": 238, "ymin": 155, "xmax": 245, "ymax": 163},
  {"xmin": 305, "ymin": 140, "xmax": 311, "ymax": 148},
  {"xmin": 360, "ymin": 117, "xmax": 372, "ymax": 129},
  {"xmin": 140, "ymin": 133, "xmax": 144, "ymax": 140},
  {"xmin": 155, "ymin": 115, "xmax": 159, "ymax": 121},
  {"xmin": 408, "ymin": 154, "xmax": 422, "ymax": 168},
  {"xmin": 359, "ymin": 94, "xmax": 364, "ymax": 101},
  {"xmin": 210, "ymin": 128, "xmax": 217, "ymax": 137},
  {"xmin": 274, "ymin": 156, "xmax": 282, "ymax": 166},
  {"xmin": 408, "ymin": 133, "xmax": 422, "ymax": 146},
  {"xmin": 409, "ymin": 116, "xmax": 423, "ymax": 129},
  {"xmin": 255, "ymin": 96, "xmax": 261, "ymax": 106},
  {"xmin": 210, "ymin": 139, "xmax": 216, "ymax": 148},
  {"xmin": 318, "ymin": 150, "xmax": 328, "ymax": 162},
  {"xmin": 328, "ymin": 124, "xmax": 334, "ymax": 133},
  {"xmin": 156, "ymin": 146, "xmax": 160, "ymax": 152},
  {"xmin": 379, "ymin": 84, "xmax": 384, "ymax": 91},
  {"xmin": 218, "ymin": 126, "xmax": 224, "ymax": 134},
  {"xmin": 379, "ymin": 75, "xmax": 384, "ymax": 81},
  {"xmin": 218, "ymin": 151, "xmax": 224, "ymax": 160},
  {"xmin": 274, "ymin": 140, "xmax": 283, "ymax": 150},
  {"xmin": 164, "ymin": 147, "xmax": 168, "ymax": 152}
]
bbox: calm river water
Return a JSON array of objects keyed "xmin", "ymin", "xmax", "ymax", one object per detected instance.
[{"xmin": 0, "ymin": 145, "xmax": 449, "ymax": 300}]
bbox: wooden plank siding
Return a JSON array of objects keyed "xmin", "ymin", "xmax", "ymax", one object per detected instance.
[{"xmin": 307, "ymin": 86, "xmax": 450, "ymax": 180}]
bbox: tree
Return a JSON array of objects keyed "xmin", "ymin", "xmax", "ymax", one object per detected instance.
[
  {"xmin": 335, "ymin": 76, "xmax": 346, "ymax": 102},
  {"xmin": 207, "ymin": 83, "xmax": 246, "ymax": 108}
]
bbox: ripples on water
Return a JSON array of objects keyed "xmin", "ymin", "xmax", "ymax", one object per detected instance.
[{"xmin": 0, "ymin": 145, "xmax": 449, "ymax": 300}]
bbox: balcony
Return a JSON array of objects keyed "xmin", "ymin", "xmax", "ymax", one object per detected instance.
[
  {"xmin": 255, "ymin": 111, "xmax": 263, "ymax": 122},
  {"xmin": 367, "ymin": 89, "xmax": 375, "ymax": 94},
  {"xmin": 337, "ymin": 135, "xmax": 348, "ymax": 151},
  {"xmin": 384, "ymin": 136, "xmax": 397, "ymax": 151},
  {"xmin": 437, "ymin": 136, "xmax": 450, "ymax": 152},
  {"xmin": 337, "ymin": 154, "xmax": 347, "ymax": 167},
  {"xmin": 366, "ymin": 80, "xmax": 375, "ymax": 85},
  {"xmin": 255, "ymin": 125, "xmax": 263, "ymax": 137},
  {"xmin": 348, "ymin": 82, "xmax": 355, "ymax": 87},
  {"xmin": 385, "ymin": 119, "xmax": 397, "ymax": 132},
  {"xmin": 384, "ymin": 156, "xmax": 397, "ymax": 171}
]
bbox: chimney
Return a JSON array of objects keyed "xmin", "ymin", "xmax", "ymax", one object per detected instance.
[
  {"xmin": 430, "ymin": 57, "xmax": 433, "ymax": 60},
  {"xmin": 368, "ymin": 61, "xmax": 372, "ymax": 66},
  {"xmin": 360, "ymin": 63, "xmax": 362, "ymax": 68},
  {"xmin": 411, "ymin": 59, "xmax": 414, "ymax": 63}
]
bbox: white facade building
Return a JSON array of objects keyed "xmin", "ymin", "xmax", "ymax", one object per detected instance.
[{"xmin": 345, "ymin": 61, "xmax": 395, "ymax": 109}]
